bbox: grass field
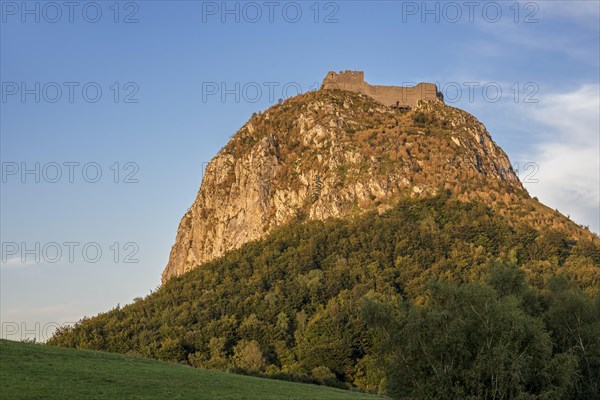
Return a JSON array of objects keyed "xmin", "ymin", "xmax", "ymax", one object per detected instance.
[{"xmin": 0, "ymin": 339, "xmax": 387, "ymax": 399}]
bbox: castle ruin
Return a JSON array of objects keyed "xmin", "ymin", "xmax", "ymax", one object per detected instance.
[{"xmin": 321, "ymin": 70, "xmax": 442, "ymax": 108}]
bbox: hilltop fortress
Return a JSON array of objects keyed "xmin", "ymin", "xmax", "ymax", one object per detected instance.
[{"xmin": 321, "ymin": 70, "xmax": 443, "ymax": 108}]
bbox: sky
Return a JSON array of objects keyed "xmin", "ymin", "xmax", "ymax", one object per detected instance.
[{"xmin": 1, "ymin": 0, "xmax": 599, "ymax": 341}]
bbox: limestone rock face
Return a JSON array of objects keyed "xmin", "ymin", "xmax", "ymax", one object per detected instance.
[{"xmin": 162, "ymin": 89, "xmax": 584, "ymax": 283}]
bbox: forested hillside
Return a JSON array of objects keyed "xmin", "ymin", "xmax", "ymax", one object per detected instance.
[{"xmin": 50, "ymin": 196, "xmax": 600, "ymax": 398}]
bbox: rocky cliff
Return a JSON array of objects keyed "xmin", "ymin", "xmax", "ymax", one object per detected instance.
[{"xmin": 162, "ymin": 88, "xmax": 591, "ymax": 283}]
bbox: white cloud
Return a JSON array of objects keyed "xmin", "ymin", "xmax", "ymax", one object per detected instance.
[
  {"xmin": 522, "ymin": 84, "xmax": 600, "ymax": 233},
  {"xmin": 0, "ymin": 257, "xmax": 38, "ymax": 269},
  {"xmin": 1, "ymin": 257, "xmax": 24, "ymax": 266}
]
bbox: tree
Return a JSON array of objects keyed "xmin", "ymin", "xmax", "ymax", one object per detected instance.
[
  {"xmin": 543, "ymin": 277, "xmax": 600, "ymax": 399},
  {"xmin": 296, "ymin": 299, "xmax": 357, "ymax": 379},
  {"xmin": 312, "ymin": 366, "xmax": 337, "ymax": 384},
  {"xmin": 364, "ymin": 281, "xmax": 576, "ymax": 400},
  {"xmin": 233, "ymin": 340, "xmax": 266, "ymax": 372},
  {"xmin": 156, "ymin": 337, "xmax": 186, "ymax": 362}
]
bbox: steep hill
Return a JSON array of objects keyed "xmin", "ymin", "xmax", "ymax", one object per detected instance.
[
  {"xmin": 49, "ymin": 196, "xmax": 600, "ymax": 396},
  {"xmin": 48, "ymin": 83, "xmax": 599, "ymax": 399},
  {"xmin": 0, "ymin": 340, "xmax": 384, "ymax": 400},
  {"xmin": 163, "ymin": 88, "xmax": 593, "ymax": 283}
]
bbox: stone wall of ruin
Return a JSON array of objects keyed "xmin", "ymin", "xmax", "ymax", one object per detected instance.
[{"xmin": 321, "ymin": 70, "xmax": 440, "ymax": 108}]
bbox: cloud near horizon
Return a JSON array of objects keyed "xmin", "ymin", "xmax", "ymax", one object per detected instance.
[{"xmin": 521, "ymin": 84, "xmax": 600, "ymax": 233}]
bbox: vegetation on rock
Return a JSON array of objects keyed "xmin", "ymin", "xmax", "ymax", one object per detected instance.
[
  {"xmin": 50, "ymin": 196, "xmax": 599, "ymax": 398},
  {"xmin": 163, "ymin": 89, "xmax": 592, "ymax": 283}
]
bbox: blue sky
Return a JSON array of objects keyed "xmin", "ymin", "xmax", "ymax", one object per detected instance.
[{"xmin": 1, "ymin": 0, "xmax": 599, "ymax": 341}]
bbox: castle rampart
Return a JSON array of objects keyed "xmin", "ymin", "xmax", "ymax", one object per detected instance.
[{"xmin": 321, "ymin": 70, "xmax": 442, "ymax": 108}]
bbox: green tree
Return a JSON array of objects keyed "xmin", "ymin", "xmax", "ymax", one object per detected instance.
[
  {"xmin": 364, "ymin": 281, "xmax": 576, "ymax": 399},
  {"xmin": 233, "ymin": 340, "xmax": 266, "ymax": 372},
  {"xmin": 543, "ymin": 277, "xmax": 600, "ymax": 399}
]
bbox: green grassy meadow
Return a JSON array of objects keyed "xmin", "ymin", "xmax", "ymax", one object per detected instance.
[{"xmin": 0, "ymin": 339, "xmax": 387, "ymax": 400}]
